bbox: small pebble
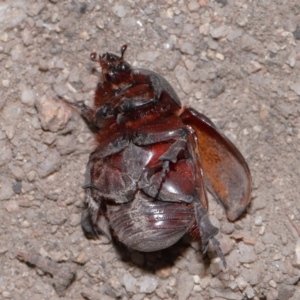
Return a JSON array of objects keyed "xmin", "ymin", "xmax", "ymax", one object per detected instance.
[
  {"xmin": 138, "ymin": 275, "xmax": 158, "ymax": 294},
  {"xmin": 177, "ymin": 272, "xmax": 194, "ymax": 300},
  {"xmin": 2, "ymin": 79, "xmax": 9, "ymax": 87},
  {"xmin": 215, "ymin": 52, "xmax": 224, "ymax": 60},
  {"xmin": 156, "ymin": 267, "xmax": 171, "ymax": 279},
  {"xmin": 112, "ymin": 4, "xmax": 127, "ymax": 18},
  {"xmin": 69, "ymin": 214, "xmax": 81, "ymax": 227},
  {"xmin": 137, "ymin": 51, "xmax": 160, "ymax": 62},
  {"xmin": 123, "ymin": 273, "xmax": 137, "ymax": 293},
  {"xmin": 254, "ymin": 215, "xmax": 263, "ymax": 226},
  {"xmin": 269, "ymin": 280, "xmax": 277, "ymax": 288},
  {"xmin": 35, "ymin": 97, "xmax": 72, "ymax": 132},
  {"xmin": 236, "ymin": 13, "xmax": 249, "ymax": 27},
  {"xmin": 294, "ymin": 240, "xmax": 300, "ymax": 268},
  {"xmin": 236, "ymin": 276, "xmax": 248, "ymax": 290},
  {"xmin": 175, "ymin": 65, "xmax": 193, "ymax": 94},
  {"xmin": 199, "ymin": 23, "xmax": 210, "ymax": 35},
  {"xmin": 180, "ymin": 41, "xmax": 195, "ymax": 55},
  {"xmin": 5, "ymin": 200, "xmax": 19, "ymax": 212},
  {"xmin": 261, "ymin": 232, "xmax": 276, "ymax": 244},
  {"xmin": 75, "ymin": 251, "xmax": 89, "ymax": 265},
  {"xmin": 0, "ymin": 177, "xmax": 14, "ymax": 201},
  {"xmin": 21, "ymin": 88, "xmax": 36, "ymax": 106},
  {"xmin": 38, "ymin": 149, "xmax": 61, "ymax": 178},
  {"xmin": 238, "ymin": 242, "xmax": 257, "ymax": 263},
  {"xmin": 243, "ymin": 60, "xmax": 263, "ymax": 74},
  {"xmin": 56, "ymin": 135, "xmax": 77, "ymax": 155},
  {"xmin": 245, "ymin": 286, "xmax": 255, "ymax": 298},
  {"xmin": 167, "ymin": 50, "xmax": 181, "ymax": 71},
  {"xmin": 26, "ymin": 170, "xmax": 36, "ymax": 182},
  {"xmin": 290, "ymin": 83, "xmax": 300, "ymax": 96},
  {"xmin": 188, "ymin": 1, "xmax": 200, "ymax": 12},
  {"xmin": 9, "ymin": 165, "xmax": 24, "ymax": 180},
  {"xmin": 2, "ymin": 291, "xmax": 11, "ymax": 298},
  {"xmin": 184, "ymin": 59, "xmax": 195, "ymax": 71},
  {"xmin": 209, "ymin": 257, "xmax": 223, "ymax": 276},
  {"xmin": 193, "ymin": 275, "xmax": 200, "ymax": 284},
  {"xmin": 210, "ymin": 25, "xmax": 229, "ymax": 39},
  {"xmin": 46, "ymin": 207, "xmax": 68, "ymax": 225},
  {"xmin": 227, "ymin": 29, "xmax": 243, "ymax": 41},
  {"xmin": 13, "ymin": 181, "xmax": 22, "ymax": 194},
  {"xmin": 169, "ymin": 277, "xmax": 176, "ymax": 287}
]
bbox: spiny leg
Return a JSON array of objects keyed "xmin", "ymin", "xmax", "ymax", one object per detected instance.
[
  {"xmin": 57, "ymin": 96, "xmax": 95, "ymax": 125},
  {"xmin": 186, "ymin": 126, "xmax": 227, "ymax": 267}
]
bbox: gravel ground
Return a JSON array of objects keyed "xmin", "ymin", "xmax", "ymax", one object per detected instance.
[{"xmin": 0, "ymin": 0, "xmax": 300, "ymax": 299}]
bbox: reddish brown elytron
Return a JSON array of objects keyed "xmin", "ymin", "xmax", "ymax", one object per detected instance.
[{"xmin": 63, "ymin": 45, "xmax": 251, "ymax": 267}]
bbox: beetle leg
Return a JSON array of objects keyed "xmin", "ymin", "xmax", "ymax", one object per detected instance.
[
  {"xmin": 134, "ymin": 125, "xmax": 194, "ymax": 203},
  {"xmin": 81, "ymin": 188, "xmax": 111, "ymax": 241},
  {"xmin": 139, "ymin": 160, "xmax": 195, "ymax": 204},
  {"xmin": 82, "ymin": 163, "xmax": 136, "ymax": 240},
  {"xmin": 81, "ymin": 159, "xmax": 113, "ymax": 241},
  {"xmin": 211, "ymin": 237, "xmax": 227, "ymax": 268},
  {"xmin": 81, "ymin": 208, "xmax": 98, "ymax": 237},
  {"xmin": 147, "ymin": 73, "xmax": 163, "ymax": 103},
  {"xmin": 186, "ymin": 127, "xmax": 227, "ymax": 267},
  {"xmin": 194, "ymin": 200, "xmax": 227, "ymax": 267},
  {"xmin": 114, "ymin": 74, "xmax": 163, "ymax": 114},
  {"xmin": 57, "ymin": 96, "xmax": 95, "ymax": 125},
  {"xmin": 81, "ymin": 207, "xmax": 112, "ymax": 242},
  {"xmin": 157, "ymin": 189, "xmax": 194, "ymax": 203},
  {"xmin": 95, "ymin": 102, "xmax": 114, "ymax": 120},
  {"xmin": 135, "ymin": 127, "xmax": 189, "ymax": 199},
  {"xmin": 138, "ymin": 161, "xmax": 170, "ymax": 199},
  {"xmin": 116, "ymin": 97, "xmax": 156, "ymax": 113},
  {"xmin": 140, "ymin": 143, "xmax": 197, "ymax": 205},
  {"xmin": 144, "ymin": 137, "xmax": 187, "ymax": 199},
  {"xmin": 84, "ymin": 169, "xmax": 137, "ymax": 204},
  {"xmin": 133, "ymin": 127, "xmax": 188, "ymax": 146},
  {"xmin": 91, "ymin": 135, "xmax": 129, "ymax": 159}
]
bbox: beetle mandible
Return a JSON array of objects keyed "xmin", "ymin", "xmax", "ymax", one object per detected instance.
[{"xmin": 62, "ymin": 45, "xmax": 251, "ymax": 267}]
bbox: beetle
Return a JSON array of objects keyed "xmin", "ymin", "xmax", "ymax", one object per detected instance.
[{"xmin": 62, "ymin": 45, "xmax": 251, "ymax": 267}]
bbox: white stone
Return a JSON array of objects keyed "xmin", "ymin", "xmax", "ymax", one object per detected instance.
[
  {"xmin": 295, "ymin": 240, "xmax": 300, "ymax": 268},
  {"xmin": 112, "ymin": 4, "xmax": 126, "ymax": 18}
]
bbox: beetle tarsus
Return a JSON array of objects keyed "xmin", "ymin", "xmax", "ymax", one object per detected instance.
[
  {"xmin": 57, "ymin": 96, "xmax": 95, "ymax": 125},
  {"xmin": 211, "ymin": 237, "xmax": 227, "ymax": 268}
]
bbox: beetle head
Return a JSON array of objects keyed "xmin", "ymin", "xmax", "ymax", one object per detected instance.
[{"xmin": 91, "ymin": 45, "xmax": 132, "ymax": 85}]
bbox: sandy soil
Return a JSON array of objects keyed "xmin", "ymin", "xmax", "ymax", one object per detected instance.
[{"xmin": 0, "ymin": 1, "xmax": 300, "ymax": 299}]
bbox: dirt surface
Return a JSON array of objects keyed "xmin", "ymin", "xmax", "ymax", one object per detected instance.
[{"xmin": 0, "ymin": 0, "xmax": 300, "ymax": 299}]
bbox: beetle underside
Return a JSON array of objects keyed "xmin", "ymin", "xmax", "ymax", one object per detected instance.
[{"xmin": 61, "ymin": 45, "xmax": 251, "ymax": 268}]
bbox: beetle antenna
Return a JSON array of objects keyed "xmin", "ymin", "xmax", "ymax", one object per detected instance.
[{"xmin": 121, "ymin": 45, "xmax": 127, "ymax": 59}]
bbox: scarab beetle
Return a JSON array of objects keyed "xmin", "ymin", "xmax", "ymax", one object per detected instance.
[{"xmin": 62, "ymin": 45, "xmax": 251, "ymax": 267}]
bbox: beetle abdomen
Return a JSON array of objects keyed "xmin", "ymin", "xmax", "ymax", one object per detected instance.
[{"xmin": 106, "ymin": 190, "xmax": 195, "ymax": 252}]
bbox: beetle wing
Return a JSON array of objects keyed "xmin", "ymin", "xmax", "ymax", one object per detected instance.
[{"xmin": 181, "ymin": 107, "xmax": 251, "ymax": 221}]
